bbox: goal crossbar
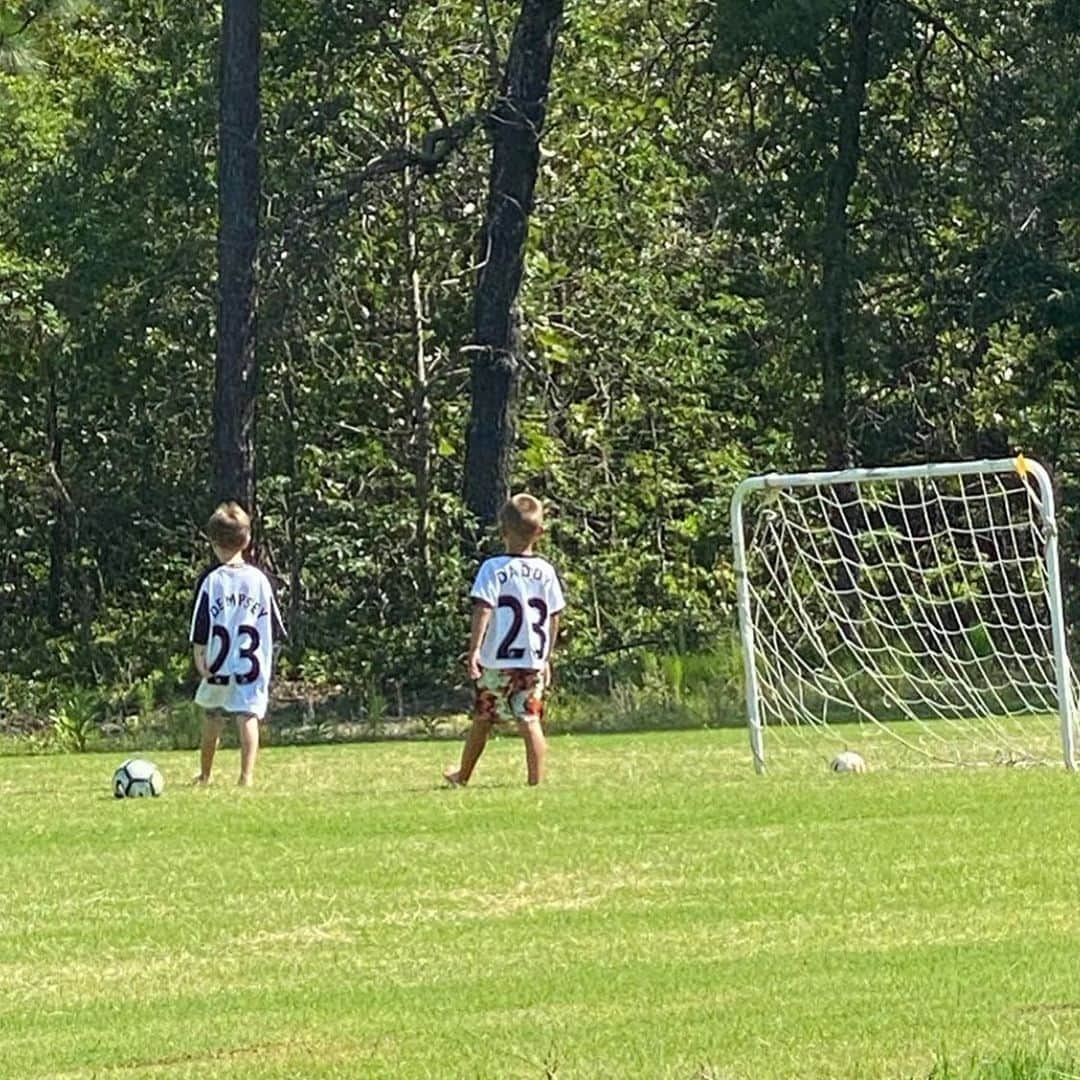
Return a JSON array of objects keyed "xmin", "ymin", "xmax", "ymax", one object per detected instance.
[{"xmin": 731, "ymin": 456, "xmax": 1076, "ymax": 772}]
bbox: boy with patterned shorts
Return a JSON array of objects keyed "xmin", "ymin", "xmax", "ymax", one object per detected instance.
[
  {"xmin": 189, "ymin": 502, "xmax": 285, "ymax": 787},
  {"xmin": 445, "ymin": 493, "xmax": 565, "ymax": 787}
]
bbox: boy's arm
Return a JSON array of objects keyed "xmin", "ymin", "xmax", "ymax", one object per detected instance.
[
  {"xmin": 466, "ymin": 601, "xmax": 492, "ymax": 680},
  {"xmin": 548, "ymin": 612, "xmax": 561, "ymax": 657},
  {"xmin": 190, "ymin": 577, "xmax": 211, "ymax": 679},
  {"xmin": 545, "ymin": 612, "xmax": 561, "ymax": 683}
]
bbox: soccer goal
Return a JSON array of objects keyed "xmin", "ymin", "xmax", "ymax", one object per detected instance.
[{"xmin": 730, "ymin": 457, "xmax": 1077, "ymax": 771}]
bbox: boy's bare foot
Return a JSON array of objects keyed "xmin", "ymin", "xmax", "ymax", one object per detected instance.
[
  {"xmin": 442, "ymin": 768, "xmax": 464, "ymax": 788},
  {"xmin": 238, "ymin": 775, "xmax": 254, "ymax": 788},
  {"xmin": 192, "ymin": 774, "xmax": 212, "ymax": 786}
]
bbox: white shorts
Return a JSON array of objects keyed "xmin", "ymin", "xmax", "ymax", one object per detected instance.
[{"xmin": 195, "ymin": 680, "xmax": 268, "ymax": 720}]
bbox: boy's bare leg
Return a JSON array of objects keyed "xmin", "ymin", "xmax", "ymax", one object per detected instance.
[
  {"xmin": 519, "ymin": 720, "xmax": 547, "ymax": 786},
  {"xmin": 196, "ymin": 713, "xmax": 225, "ymax": 784},
  {"xmin": 236, "ymin": 713, "xmax": 259, "ymax": 786},
  {"xmin": 445, "ymin": 717, "xmax": 490, "ymax": 786}
]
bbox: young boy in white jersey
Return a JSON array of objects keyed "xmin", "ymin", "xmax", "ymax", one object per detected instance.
[
  {"xmin": 189, "ymin": 502, "xmax": 284, "ymax": 787},
  {"xmin": 444, "ymin": 493, "xmax": 565, "ymax": 787}
]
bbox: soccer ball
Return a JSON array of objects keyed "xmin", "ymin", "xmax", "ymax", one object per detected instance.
[
  {"xmin": 113, "ymin": 758, "xmax": 164, "ymax": 798},
  {"xmin": 830, "ymin": 750, "xmax": 867, "ymax": 774}
]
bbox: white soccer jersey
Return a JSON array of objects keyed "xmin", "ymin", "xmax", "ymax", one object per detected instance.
[
  {"xmin": 471, "ymin": 555, "xmax": 565, "ymax": 671},
  {"xmin": 189, "ymin": 563, "xmax": 285, "ymax": 719}
]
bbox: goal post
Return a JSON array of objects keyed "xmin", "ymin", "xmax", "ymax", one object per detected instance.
[{"xmin": 731, "ymin": 456, "xmax": 1077, "ymax": 772}]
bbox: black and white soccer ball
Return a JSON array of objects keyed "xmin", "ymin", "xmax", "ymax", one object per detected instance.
[
  {"xmin": 830, "ymin": 750, "xmax": 868, "ymax": 774},
  {"xmin": 113, "ymin": 758, "xmax": 164, "ymax": 798}
]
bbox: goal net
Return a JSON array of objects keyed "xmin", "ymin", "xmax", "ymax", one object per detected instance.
[{"xmin": 730, "ymin": 457, "xmax": 1077, "ymax": 771}]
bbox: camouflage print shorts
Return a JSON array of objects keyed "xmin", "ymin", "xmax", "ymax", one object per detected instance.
[{"xmin": 474, "ymin": 667, "xmax": 546, "ymax": 725}]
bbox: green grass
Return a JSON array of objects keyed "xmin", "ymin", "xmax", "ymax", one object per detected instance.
[{"xmin": 3, "ymin": 725, "xmax": 1080, "ymax": 1078}]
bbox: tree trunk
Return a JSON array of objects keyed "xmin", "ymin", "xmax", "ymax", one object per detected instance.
[
  {"xmin": 213, "ymin": 0, "xmax": 261, "ymax": 512},
  {"xmin": 281, "ymin": 343, "xmax": 303, "ymax": 650},
  {"xmin": 404, "ymin": 174, "xmax": 433, "ymax": 591},
  {"xmin": 45, "ymin": 365, "xmax": 66, "ymax": 630},
  {"xmin": 463, "ymin": 0, "xmax": 564, "ymax": 525},
  {"xmin": 400, "ymin": 93, "xmax": 433, "ymax": 591},
  {"xmin": 819, "ymin": 0, "xmax": 876, "ymax": 470}
]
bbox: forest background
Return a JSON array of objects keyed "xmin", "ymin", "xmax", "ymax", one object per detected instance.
[{"xmin": 2, "ymin": 0, "xmax": 1079, "ymax": 740}]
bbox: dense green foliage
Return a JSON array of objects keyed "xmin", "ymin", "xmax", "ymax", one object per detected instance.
[
  {"xmin": 4, "ymin": 728, "xmax": 1080, "ymax": 1077},
  {"xmin": 1, "ymin": 1, "xmax": 1079, "ymax": 718}
]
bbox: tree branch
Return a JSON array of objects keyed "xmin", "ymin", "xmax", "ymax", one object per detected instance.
[
  {"xmin": 894, "ymin": 0, "xmax": 990, "ymax": 65},
  {"xmin": 378, "ymin": 29, "xmax": 451, "ymax": 128},
  {"xmin": 5, "ymin": 8, "xmax": 44, "ymax": 40},
  {"xmin": 479, "ymin": 0, "xmax": 503, "ymax": 89},
  {"xmin": 275, "ymin": 112, "xmax": 481, "ymax": 241}
]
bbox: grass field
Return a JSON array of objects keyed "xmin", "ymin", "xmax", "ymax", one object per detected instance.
[{"xmin": 3, "ymin": 725, "xmax": 1080, "ymax": 1079}]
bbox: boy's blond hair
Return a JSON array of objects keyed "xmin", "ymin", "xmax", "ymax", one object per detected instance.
[
  {"xmin": 499, "ymin": 493, "xmax": 544, "ymax": 543},
  {"xmin": 206, "ymin": 502, "xmax": 251, "ymax": 554}
]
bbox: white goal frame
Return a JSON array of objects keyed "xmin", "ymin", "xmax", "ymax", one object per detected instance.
[{"xmin": 731, "ymin": 457, "xmax": 1076, "ymax": 772}]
